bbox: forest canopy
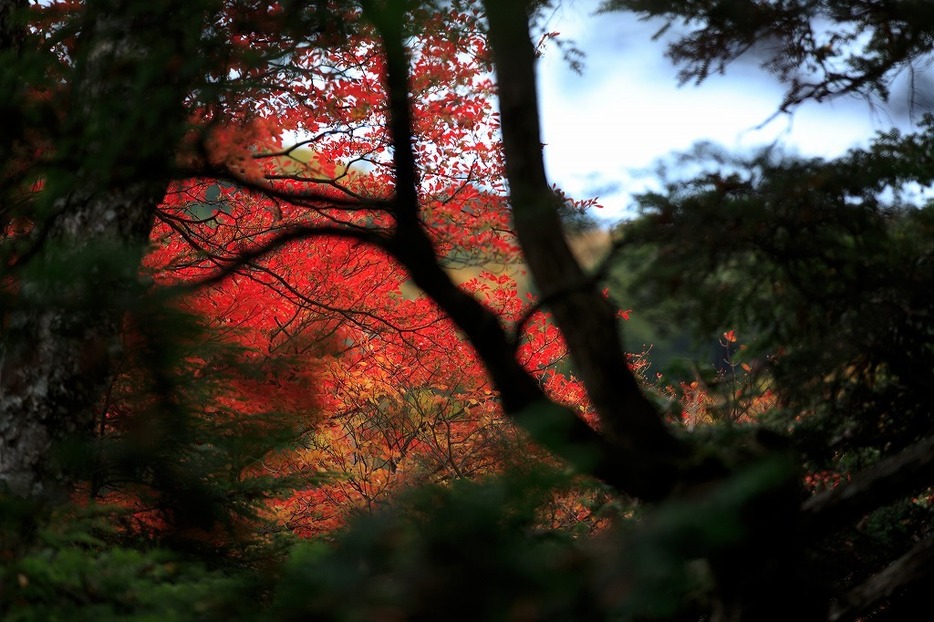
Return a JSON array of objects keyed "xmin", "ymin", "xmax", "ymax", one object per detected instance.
[{"xmin": 1, "ymin": 1, "xmax": 933, "ymax": 620}]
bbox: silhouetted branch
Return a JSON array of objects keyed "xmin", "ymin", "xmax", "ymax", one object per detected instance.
[
  {"xmin": 829, "ymin": 537, "xmax": 934, "ymax": 622},
  {"xmin": 166, "ymin": 221, "xmax": 390, "ymax": 292},
  {"xmin": 802, "ymin": 434, "xmax": 934, "ymax": 537}
]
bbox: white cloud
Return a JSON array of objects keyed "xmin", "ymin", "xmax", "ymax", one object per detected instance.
[{"xmin": 535, "ymin": 0, "xmax": 898, "ymax": 221}]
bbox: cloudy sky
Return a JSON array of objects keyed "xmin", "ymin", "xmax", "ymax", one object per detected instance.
[{"xmin": 535, "ymin": 0, "xmax": 925, "ymax": 221}]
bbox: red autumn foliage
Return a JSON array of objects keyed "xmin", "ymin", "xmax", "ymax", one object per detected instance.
[
  {"xmin": 67, "ymin": 4, "xmax": 617, "ymax": 538},
  {"xmin": 8, "ymin": 3, "xmax": 795, "ymax": 543}
]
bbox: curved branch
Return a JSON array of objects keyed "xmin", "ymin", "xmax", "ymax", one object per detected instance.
[
  {"xmin": 511, "ymin": 235, "xmax": 628, "ymax": 348},
  {"xmin": 191, "ymin": 163, "xmax": 391, "ymax": 209},
  {"xmin": 801, "ymin": 434, "xmax": 934, "ymax": 538},
  {"xmin": 362, "ymin": 0, "xmax": 685, "ymax": 499},
  {"xmin": 163, "ymin": 219, "xmax": 390, "ymax": 292},
  {"xmin": 829, "ymin": 537, "xmax": 934, "ymax": 622}
]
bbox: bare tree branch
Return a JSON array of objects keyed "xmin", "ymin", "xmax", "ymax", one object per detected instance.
[{"xmin": 162, "ymin": 220, "xmax": 391, "ymax": 292}]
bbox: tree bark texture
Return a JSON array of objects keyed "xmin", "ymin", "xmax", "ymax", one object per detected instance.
[{"xmin": 0, "ymin": 0, "xmax": 209, "ymax": 497}]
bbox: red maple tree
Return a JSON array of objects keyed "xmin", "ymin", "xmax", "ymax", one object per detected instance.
[{"xmin": 75, "ymin": 2, "xmax": 615, "ymax": 538}]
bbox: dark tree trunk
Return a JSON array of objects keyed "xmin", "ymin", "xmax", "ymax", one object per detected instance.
[
  {"xmin": 479, "ymin": 4, "xmax": 825, "ymax": 620},
  {"xmin": 364, "ymin": 0, "xmax": 695, "ymax": 502},
  {"xmin": 0, "ymin": 0, "xmax": 208, "ymax": 498},
  {"xmin": 480, "ymin": 1, "xmax": 691, "ymax": 500}
]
